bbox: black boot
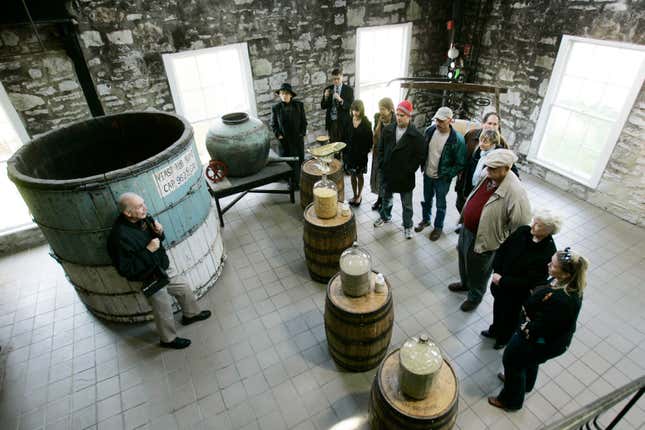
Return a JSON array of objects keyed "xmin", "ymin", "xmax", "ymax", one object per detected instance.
[{"xmin": 371, "ymin": 197, "xmax": 382, "ymax": 211}]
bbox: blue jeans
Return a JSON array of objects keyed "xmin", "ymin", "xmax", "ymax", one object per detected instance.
[
  {"xmin": 421, "ymin": 175, "xmax": 450, "ymax": 229},
  {"xmin": 379, "ymin": 180, "xmax": 413, "ymax": 229}
]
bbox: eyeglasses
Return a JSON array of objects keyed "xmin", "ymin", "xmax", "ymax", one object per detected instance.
[{"xmin": 562, "ymin": 247, "xmax": 572, "ymax": 263}]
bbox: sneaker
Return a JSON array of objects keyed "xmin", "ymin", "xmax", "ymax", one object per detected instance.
[
  {"xmin": 414, "ymin": 220, "xmax": 430, "ymax": 232},
  {"xmin": 429, "ymin": 228, "xmax": 442, "ymax": 241},
  {"xmin": 404, "ymin": 228, "xmax": 413, "ymax": 239},
  {"xmin": 160, "ymin": 337, "xmax": 191, "ymax": 349},
  {"xmin": 373, "ymin": 218, "xmax": 390, "ymax": 227}
]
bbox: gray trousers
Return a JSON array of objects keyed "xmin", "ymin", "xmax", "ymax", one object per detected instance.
[
  {"xmin": 457, "ymin": 227, "xmax": 496, "ymax": 303},
  {"xmin": 144, "ymin": 270, "xmax": 201, "ymax": 343}
]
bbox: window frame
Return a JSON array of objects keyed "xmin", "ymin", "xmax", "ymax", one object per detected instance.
[
  {"xmin": 162, "ymin": 42, "xmax": 257, "ymax": 122},
  {"xmin": 528, "ymin": 35, "xmax": 645, "ymax": 188},
  {"xmin": 355, "ymin": 23, "xmax": 413, "ymax": 114}
]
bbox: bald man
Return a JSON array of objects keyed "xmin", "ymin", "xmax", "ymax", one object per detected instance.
[{"xmin": 107, "ymin": 192, "xmax": 211, "ymax": 349}]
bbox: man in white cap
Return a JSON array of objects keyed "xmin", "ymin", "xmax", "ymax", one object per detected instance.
[
  {"xmin": 448, "ymin": 149, "xmax": 531, "ymax": 311},
  {"xmin": 373, "ymin": 100, "xmax": 425, "ymax": 239},
  {"xmin": 415, "ymin": 106, "xmax": 465, "ymax": 241}
]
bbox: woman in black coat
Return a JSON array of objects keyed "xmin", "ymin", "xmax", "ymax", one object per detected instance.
[
  {"xmin": 346, "ymin": 100, "xmax": 373, "ymax": 206},
  {"xmin": 481, "ymin": 210, "xmax": 560, "ymax": 349},
  {"xmin": 489, "ymin": 247, "xmax": 588, "ymax": 411}
]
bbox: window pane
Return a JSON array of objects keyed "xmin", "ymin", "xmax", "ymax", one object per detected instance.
[
  {"xmin": 181, "ymin": 89, "xmax": 207, "ymax": 122},
  {"xmin": 172, "ymin": 57, "xmax": 201, "ymax": 91},
  {"xmin": 0, "ymin": 161, "xmax": 32, "ymax": 232}
]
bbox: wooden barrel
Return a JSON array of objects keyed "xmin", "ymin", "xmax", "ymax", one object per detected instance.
[
  {"xmin": 7, "ymin": 112, "xmax": 224, "ymax": 322},
  {"xmin": 300, "ymin": 159, "xmax": 345, "ymax": 209},
  {"xmin": 369, "ymin": 349, "xmax": 459, "ymax": 430},
  {"xmin": 303, "ymin": 203, "xmax": 356, "ymax": 282},
  {"xmin": 324, "ymin": 271, "xmax": 393, "ymax": 371}
]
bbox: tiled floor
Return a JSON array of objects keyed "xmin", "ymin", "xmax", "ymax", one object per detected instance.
[{"xmin": 1, "ymin": 170, "xmax": 644, "ymax": 430}]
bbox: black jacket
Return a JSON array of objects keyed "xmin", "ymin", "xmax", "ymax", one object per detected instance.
[
  {"xmin": 346, "ymin": 117, "xmax": 373, "ymax": 169},
  {"xmin": 524, "ymin": 285, "xmax": 582, "ymax": 352},
  {"xmin": 107, "ymin": 214, "xmax": 170, "ymax": 282},
  {"xmin": 320, "ymin": 84, "xmax": 354, "ymax": 133},
  {"xmin": 378, "ymin": 123, "xmax": 425, "ymax": 193},
  {"xmin": 492, "ymin": 225, "xmax": 556, "ymax": 295},
  {"xmin": 271, "ymin": 100, "xmax": 307, "ymax": 143}
]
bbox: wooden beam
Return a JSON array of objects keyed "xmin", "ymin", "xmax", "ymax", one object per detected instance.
[{"xmin": 400, "ymin": 81, "xmax": 508, "ymax": 94}]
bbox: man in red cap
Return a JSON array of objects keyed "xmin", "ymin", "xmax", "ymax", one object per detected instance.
[{"xmin": 373, "ymin": 100, "xmax": 425, "ymax": 239}]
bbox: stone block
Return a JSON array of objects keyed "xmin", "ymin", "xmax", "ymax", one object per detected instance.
[
  {"xmin": 384, "ymin": 2, "xmax": 405, "ymax": 13},
  {"xmin": 9, "ymin": 93, "xmax": 45, "ymax": 111},
  {"xmin": 254, "ymin": 78, "xmax": 269, "ymax": 92},
  {"xmin": 43, "ymin": 57, "xmax": 73, "ymax": 75},
  {"xmin": 294, "ymin": 33, "xmax": 312, "ymax": 51},
  {"xmin": 28, "ymin": 69, "xmax": 42, "ymax": 79},
  {"xmin": 407, "ymin": 0, "xmax": 422, "ymax": 20},
  {"xmin": 107, "ymin": 30, "xmax": 134, "ymax": 45},
  {"xmin": 347, "ymin": 6, "xmax": 365, "ymax": 27},
  {"xmin": 1, "ymin": 30, "xmax": 19, "ymax": 47},
  {"xmin": 58, "ymin": 80, "xmax": 79, "ymax": 92},
  {"xmin": 252, "ymin": 59, "xmax": 272, "ymax": 77},
  {"xmin": 269, "ymin": 72, "xmax": 288, "ymax": 90},
  {"xmin": 334, "ymin": 14, "xmax": 345, "ymax": 25},
  {"xmin": 311, "ymin": 71, "xmax": 326, "ymax": 85},
  {"xmin": 535, "ymin": 55, "xmax": 554, "ymax": 69},
  {"xmin": 80, "ymin": 31, "xmax": 104, "ymax": 48}
]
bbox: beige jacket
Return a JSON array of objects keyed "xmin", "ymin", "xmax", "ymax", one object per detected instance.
[{"xmin": 464, "ymin": 171, "xmax": 531, "ymax": 253}]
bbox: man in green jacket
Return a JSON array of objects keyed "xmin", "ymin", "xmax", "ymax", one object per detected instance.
[{"xmin": 415, "ymin": 107, "xmax": 466, "ymax": 241}]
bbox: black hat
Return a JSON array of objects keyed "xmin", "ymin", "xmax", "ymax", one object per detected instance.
[{"xmin": 274, "ymin": 83, "xmax": 297, "ymax": 97}]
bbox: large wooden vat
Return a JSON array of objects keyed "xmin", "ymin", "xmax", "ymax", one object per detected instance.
[
  {"xmin": 302, "ymin": 203, "xmax": 356, "ymax": 283},
  {"xmin": 324, "ymin": 272, "xmax": 393, "ymax": 371},
  {"xmin": 300, "ymin": 159, "xmax": 345, "ymax": 209},
  {"xmin": 369, "ymin": 349, "xmax": 459, "ymax": 429},
  {"xmin": 7, "ymin": 112, "xmax": 225, "ymax": 322}
]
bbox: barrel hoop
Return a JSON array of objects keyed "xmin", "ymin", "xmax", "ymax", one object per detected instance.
[
  {"xmin": 86, "ymin": 306, "xmax": 152, "ymax": 319},
  {"xmin": 32, "ymin": 177, "xmax": 204, "ymax": 234},
  {"xmin": 327, "ymin": 341, "xmax": 389, "ymax": 362},
  {"xmin": 303, "ymin": 243, "xmax": 352, "ymax": 256},
  {"xmin": 70, "ymin": 280, "xmax": 140, "ymax": 297},
  {"xmin": 325, "ymin": 295, "xmax": 393, "ymax": 321},
  {"xmin": 325, "ymin": 325, "xmax": 393, "ymax": 347}
]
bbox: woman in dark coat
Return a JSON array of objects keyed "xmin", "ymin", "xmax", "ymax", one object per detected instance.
[
  {"xmin": 369, "ymin": 97, "xmax": 394, "ymax": 210},
  {"xmin": 271, "ymin": 83, "xmax": 307, "ymax": 184},
  {"xmin": 489, "ymin": 247, "xmax": 588, "ymax": 411},
  {"xmin": 346, "ymin": 100, "xmax": 373, "ymax": 206},
  {"xmin": 481, "ymin": 210, "xmax": 560, "ymax": 349}
]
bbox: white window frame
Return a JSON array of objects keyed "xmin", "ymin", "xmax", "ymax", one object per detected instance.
[
  {"xmin": 355, "ymin": 23, "xmax": 413, "ymax": 116},
  {"xmin": 162, "ymin": 42, "xmax": 257, "ymax": 119},
  {"xmin": 0, "ymin": 81, "xmax": 32, "ymax": 234},
  {"xmin": 528, "ymin": 35, "xmax": 645, "ymax": 188}
]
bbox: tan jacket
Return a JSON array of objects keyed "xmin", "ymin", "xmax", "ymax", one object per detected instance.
[{"xmin": 464, "ymin": 171, "xmax": 531, "ymax": 253}]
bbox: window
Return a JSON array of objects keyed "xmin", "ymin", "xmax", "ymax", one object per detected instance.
[
  {"xmin": 0, "ymin": 82, "xmax": 32, "ymax": 234},
  {"xmin": 163, "ymin": 43, "xmax": 257, "ymax": 163},
  {"xmin": 528, "ymin": 35, "xmax": 645, "ymax": 188},
  {"xmin": 356, "ymin": 23, "xmax": 412, "ymax": 121}
]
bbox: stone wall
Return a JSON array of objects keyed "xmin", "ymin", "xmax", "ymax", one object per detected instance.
[
  {"xmin": 461, "ymin": 0, "xmax": 645, "ymax": 226},
  {"xmin": 0, "ymin": 24, "xmax": 91, "ymax": 137},
  {"xmin": 71, "ymin": 0, "xmax": 451, "ymax": 136}
]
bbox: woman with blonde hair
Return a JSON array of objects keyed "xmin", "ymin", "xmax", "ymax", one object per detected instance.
[
  {"xmin": 489, "ymin": 247, "xmax": 588, "ymax": 411},
  {"xmin": 369, "ymin": 97, "xmax": 394, "ymax": 210}
]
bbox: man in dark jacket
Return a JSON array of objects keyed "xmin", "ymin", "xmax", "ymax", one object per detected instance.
[
  {"xmin": 107, "ymin": 193, "xmax": 211, "ymax": 349},
  {"xmin": 321, "ymin": 67, "xmax": 354, "ymax": 165},
  {"xmin": 373, "ymin": 100, "xmax": 425, "ymax": 239},
  {"xmin": 415, "ymin": 107, "xmax": 466, "ymax": 241},
  {"xmin": 271, "ymin": 83, "xmax": 307, "ymax": 184}
]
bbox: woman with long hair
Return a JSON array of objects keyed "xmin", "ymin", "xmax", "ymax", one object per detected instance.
[
  {"xmin": 346, "ymin": 99, "xmax": 373, "ymax": 206},
  {"xmin": 488, "ymin": 247, "xmax": 589, "ymax": 411},
  {"xmin": 369, "ymin": 97, "xmax": 394, "ymax": 210}
]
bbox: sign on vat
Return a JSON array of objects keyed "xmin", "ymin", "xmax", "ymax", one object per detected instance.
[{"xmin": 153, "ymin": 149, "xmax": 198, "ymax": 197}]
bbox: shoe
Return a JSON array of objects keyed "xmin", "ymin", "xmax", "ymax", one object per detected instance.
[
  {"xmin": 448, "ymin": 282, "xmax": 468, "ymax": 292},
  {"xmin": 404, "ymin": 228, "xmax": 413, "ymax": 239},
  {"xmin": 480, "ymin": 330, "xmax": 495, "ymax": 339},
  {"xmin": 429, "ymin": 228, "xmax": 442, "ymax": 241},
  {"xmin": 353, "ymin": 196, "xmax": 362, "ymax": 207},
  {"xmin": 454, "ymin": 224, "xmax": 462, "ymax": 233},
  {"xmin": 493, "ymin": 342, "xmax": 506, "ymax": 350},
  {"xmin": 497, "ymin": 372, "xmax": 505, "ymax": 383},
  {"xmin": 488, "ymin": 396, "xmax": 520, "ymax": 411},
  {"xmin": 181, "ymin": 310, "xmax": 212, "ymax": 326},
  {"xmin": 371, "ymin": 199, "xmax": 381, "ymax": 211},
  {"xmin": 160, "ymin": 337, "xmax": 191, "ymax": 349},
  {"xmin": 373, "ymin": 218, "xmax": 390, "ymax": 227},
  {"xmin": 414, "ymin": 220, "xmax": 430, "ymax": 232},
  {"xmin": 460, "ymin": 300, "xmax": 479, "ymax": 312}
]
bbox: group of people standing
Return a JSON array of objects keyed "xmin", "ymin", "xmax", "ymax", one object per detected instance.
[{"xmin": 106, "ymin": 67, "xmax": 591, "ymax": 414}]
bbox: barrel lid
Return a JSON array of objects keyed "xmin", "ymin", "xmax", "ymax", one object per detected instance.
[
  {"xmin": 327, "ymin": 271, "xmax": 389, "ymax": 314},
  {"xmin": 400, "ymin": 334, "xmax": 443, "ymax": 376},
  {"xmin": 303, "ymin": 203, "xmax": 352, "ymax": 227}
]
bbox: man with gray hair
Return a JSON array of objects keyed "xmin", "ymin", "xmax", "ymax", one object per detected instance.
[
  {"xmin": 107, "ymin": 192, "xmax": 211, "ymax": 349},
  {"xmin": 448, "ymin": 149, "xmax": 531, "ymax": 311}
]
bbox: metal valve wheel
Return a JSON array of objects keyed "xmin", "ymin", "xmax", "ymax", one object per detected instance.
[{"xmin": 206, "ymin": 160, "xmax": 228, "ymax": 183}]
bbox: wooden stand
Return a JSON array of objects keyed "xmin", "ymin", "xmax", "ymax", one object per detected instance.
[
  {"xmin": 324, "ymin": 271, "xmax": 394, "ymax": 372},
  {"xmin": 369, "ymin": 349, "xmax": 458, "ymax": 429},
  {"xmin": 300, "ymin": 159, "xmax": 345, "ymax": 209},
  {"xmin": 303, "ymin": 203, "xmax": 356, "ymax": 282}
]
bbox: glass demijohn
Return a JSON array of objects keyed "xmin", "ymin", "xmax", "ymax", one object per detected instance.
[
  {"xmin": 339, "ymin": 242, "xmax": 372, "ymax": 297},
  {"xmin": 313, "ymin": 174, "xmax": 338, "ymax": 219}
]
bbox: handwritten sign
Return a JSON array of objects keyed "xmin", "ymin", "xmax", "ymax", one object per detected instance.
[{"xmin": 153, "ymin": 149, "xmax": 198, "ymax": 197}]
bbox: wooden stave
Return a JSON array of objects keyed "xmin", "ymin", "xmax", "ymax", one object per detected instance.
[
  {"xmin": 300, "ymin": 159, "xmax": 345, "ymax": 209},
  {"xmin": 324, "ymin": 273, "xmax": 394, "ymax": 372},
  {"xmin": 368, "ymin": 351, "xmax": 458, "ymax": 430},
  {"xmin": 302, "ymin": 206, "xmax": 356, "ymax": 282}
]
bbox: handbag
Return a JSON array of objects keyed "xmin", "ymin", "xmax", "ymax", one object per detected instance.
[{"xmin": 141, "ymin": 266, "xmax": 170, "ymax": 297}]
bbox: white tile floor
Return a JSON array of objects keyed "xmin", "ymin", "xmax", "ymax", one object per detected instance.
[{"xmin": 0, "ymin": 171, "xmax": 644, "ymax": 430}]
